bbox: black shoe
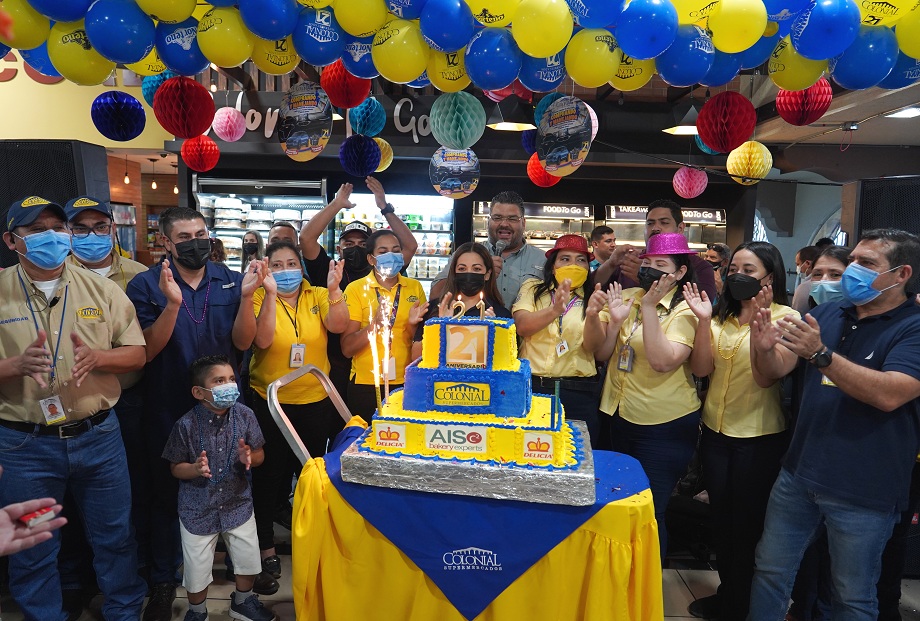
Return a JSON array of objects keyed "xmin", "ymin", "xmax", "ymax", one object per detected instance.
[
  {"xmin": 688, "ymin": 593, "xmax": 720, "ymax": 620},
  {"xmin": 62, "ymin": 588, "xmax": 84, "ymax": 621},
  {"xmin": 252, "ymin": 571, "xmax": 279, "ymax": 596},
  {"xmin": 274, "ymin": 508, "xmax": 292, "ymax": 531},
  {"xmin": 261, "ymin": 555, "xmax": 281, "ymax": 580},
  {"xmin": 143, "ymin": 583, "xmax": 177, "ymax": 621}
]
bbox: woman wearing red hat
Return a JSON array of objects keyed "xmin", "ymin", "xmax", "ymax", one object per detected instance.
[
  {"xmin": 512, "ymin": 234, "xmax": 608, "ymax": 447},
  {"xmin": 595, "ymin": 232, "xmax": 701, "ymax": 560}
]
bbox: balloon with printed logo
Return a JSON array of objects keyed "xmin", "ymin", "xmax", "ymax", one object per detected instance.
[
  {"xmin": 127, "ymin": 46, "xmax": 166, "ymax": 75},
  {"xmin": 341, "ymin": 33, "xmax": 378, "ymax": 78},
  {"xmin": 240, "ymin": 0, "xmax": 299, "ymax": 41},
  {"xmin": 278, "ymin": 81, "xmax": 334, "ymax": 162},
  {"xmin": 388, "ymin": 0, "xmax": 430, "ymax": 19},
  {"xmin": 197, "ymin": 7, "xmax": 255, "ymax": 67},
  {"xmin": 0, "ymin": 0, "xmax": 51, "ymax": 49},
  {"xmin": 465, "ymin": 27, "xmax": 522, "ymax": 90},
  {"xmin": 768, "ymin": 35, "xmax": 827, "ymax": 89},
  {"xmin": 616, "ymin": 0, "xmax": 679, "ymax": 60},
  {"xmin": 0, "ymin": 44, "xmax": 9, "ymax": 59},
  {"xmin": 726, "ymin": 140, "xmax": 772, "ymax": 185},
  {"xmin": 857, "ymin": 0, "xmax": 913, "ymax": 27},
  {"xmin": 828, "ymin": 25, "xmax": 898, "ymax": 89},
  {"xmin": 700, "ymin": 49, "xmax": 742, "ymax": 85},
  {"xmin": 335, "ymin": 0, "xmax": 389, "ymax": 37},
  {"xmin": 466, "ymin": 0, "xmax": 520, "ymax": 26},
  {"xmin": 895, "ymin": 7, "xmax": 920, "ymax": 59},
  {"xmin": 429, "ymin": 147, "xmax": 479, "ymax": 198},
  {"xmin": 208, "ymin": 0, "xmax": 237, "ymax": 6},
  {"xmin": 85, "ymin": 0, "xmax": 156, "ymax": 65},
  {"xmin": 20, "ymin": 41, "xmax": 61, "ymax": 77},
  {"xmin": 135, "ymin": 0, "xmax": 195, "ymax": 24},
  {"xmin": 738, "ymin": 29, "xmax": 780, "ymax": 68},
  {"xmin": 565, "ymin": 28, "xmax": 621, "ymax": 87},
  {"xmin": 789, "ymin": 0, "xmax": 861, "ymax": 60},
  {"xmin": 708, "ymin": 0, "xmax": 768, "ymax": 53},
  {"xmin": 155, "ymin": 18, "xmax": 210, "ymax": 76},
  {"xmin": 671, "ymin": 0, "xmax": 720, "ymax": 24},
  {"xmin": 420, "ymin": 0, "xmax": 476, "ymax": 52},
  {"xmin": 519, "ymin": 50, "xmax": 567, "ymax": 91},
  {"xmin": 567, "ymin": 0, "xmax": 628, "ymax": 28},
  {"xmin": 371, "ymin": 19, "xmax": 430, "ymax": 83},
  {"xmin": 512, "ymin": 0, "xmax": 574, "ymax": 57},
  {"xmin": 763, "ymin": 0, "xmax": 810, "ymax": 36},
  {"xmin": 878, "ymin": 51, "xmax": 920, "ymax": 88},
  {"xmin": 410, "ymin": 69, "xmax": 432, "ymax": 86},
  {"xmin": 373, "ymin": 138, "xmax": 393, "ymax": 171},
  {"xmin": 298, "ymin": 0, "xmax": 334, "ymax": 7},
  {"xmin": 252, "ymin": 36, "xmax": 300, "ymax": 74},
  {"xmin": 24, "ymin": 0, "xmax": 90, "ymax": 24},
  {"xmin": 655, "ymin": 25, "xmax": 714, "ymax": 86},
  {"xmin": 536, "ymin": 96, "xmax": 592, "ymax": 177},
  {"xmin": 46, "ymin": 20, "xmax": 116, "ymax": 85},
  {"xmin": 429, "ymin": 49, "xmax": 472, "ymax": 92},
  {"xmin": 609, "ymin": 52, "xmax": 656, "ymax": 89},
  {"xmin": 293, "ymin": 7, "xmax": 347, "ymax": 67},
  {"xmin": 91, "ymin": 91, "xmax": 146, "ymax": 141}
]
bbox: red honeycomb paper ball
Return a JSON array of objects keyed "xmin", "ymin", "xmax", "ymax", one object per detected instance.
[
  {"xmin": 527, "ymin": 152, "xmax": 560, "ymax": 188},
  {"xmin": 696, "ymin": 91, "xmax": 757, "ymax": 154},
  {"xmin": 320, "ymin": 59, "xmax": 371, "ymax": 110},
  {"xmin": 775, "ymin": 77, "xmax": 833, "ymax": 127},
  {"xmin": 153, "ymin": 76, "xmax": 216, "ymax": 139},
  {"xmin": 181, "ymin": 135, "xmax": 220, "ymax": 172}
]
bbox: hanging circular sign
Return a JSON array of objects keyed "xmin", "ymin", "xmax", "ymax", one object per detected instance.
[
  {"xmin": 536, "ymin": 96, "xmax": 592, "ymax": 178},
  {"xmin": 428, "ymin": 146, "xmax": 479, "ymax": 199},
  {"xmin": 278, "ymin": 81, "xmax": 333, "ymax": 162}
]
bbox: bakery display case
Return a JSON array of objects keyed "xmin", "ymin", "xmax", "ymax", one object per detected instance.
[{"xmin": 472, "ymin": 201, "xmax": 596, "ymax": 252}]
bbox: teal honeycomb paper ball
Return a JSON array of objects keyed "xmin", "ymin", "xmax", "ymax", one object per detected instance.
[
  {"xmin": 534, "ymin": 92, "xmax": 565, "ymax": 126},
  {"xmin": 349, "ymin": 97, "xmax": 386, "ymax": 137},
  {"xmin": 429, "ymin": 91, "xmax": 486, "ymax": 151}
]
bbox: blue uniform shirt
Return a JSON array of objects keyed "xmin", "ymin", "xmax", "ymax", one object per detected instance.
[{"xmin": 784, "ymin": 298, "xmax": 920, "ymax": 512}]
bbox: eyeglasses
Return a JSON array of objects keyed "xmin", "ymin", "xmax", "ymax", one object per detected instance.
[
  {"xmin": 70, "ymin": 223, "xmax": 112, "ymax": 238},
  {"xmin": 490, "ymin": 215, "xmax": 522, "ymax": 223}
]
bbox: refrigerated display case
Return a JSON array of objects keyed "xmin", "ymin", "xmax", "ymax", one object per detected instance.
[
  {"xmin": 603, "ymin": 205, "xmax": 727, "ymax": 250},
  {"xmin": 472, "ymin": 201, "xmax": 595, "ymax": 252}
]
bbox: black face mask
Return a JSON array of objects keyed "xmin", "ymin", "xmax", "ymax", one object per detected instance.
[
  {"xmin": 726, "ymin": 273, "xmax": 763, "ymax": 300},
  {"xmin": 172, "ymin": 238, "xmax": 211, "ymax": 270},
  {"xmin": 706, "ymin": 260, "xmax": 723, "ymax": 271},
  {"xmin": 242, "ymin": 242, "xmax": 259, "ymax": 257},
  {"xmin": 341, "ymin": 245, "xmax": 369, "ymax": 274},
  {"xmin": 638, "ymin": 266, "xmax": 670, "ymax": 292},
  {"xmin": 454, "ymin": 272, "xmax": 486, "ymax": 297}
]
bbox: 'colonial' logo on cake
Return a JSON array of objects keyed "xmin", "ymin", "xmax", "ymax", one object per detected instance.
[
  {"xmin": 442, "ymin": 547, "xmax": 503, "ymax": 571},
  {"xmin": 375, "ymin": 424, "xmax": 406, "ymax": 449},
  {"xmin": 523, "ymin": 433, "xmax": 554, "ymax": 460},
  {"xmin": 433, "ymin": 382, "xmax": 490, "ymax": 407},
  {"xmin": 426, "ymin": 424, "xmax": 485, "ymax": 452}
]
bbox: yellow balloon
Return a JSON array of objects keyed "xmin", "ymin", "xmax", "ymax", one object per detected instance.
[
  {"xmin": 609, "ymin": 52, "xmax": 656, "ymax": 90},
  {"xmin": 46, "ymin": 21, "xmax": 115, "ymax": 86},
  {"xmin": 768, "ymin": 36, "xmax": 827, "ymax": 90},
  {"xmin": 859, "ymin": 0, "xmax": 913, "ymax": 27},
  {"xmin": 135, "ymin": 0, "xmax": 196, "ymax": 24},
  {"xmin": 371, "ymin": 19, "xmax": 430, "ymax": 83},
  {"xmin": 512, "ymin": 0, "xmax": 573, "ymax": 57},
  {"xmin": 0, "ymin": 0, "xmax": 50, "ymax": 49},
  {"xmin": 300, "ymin": 0, "xmax": 335, "ymax": 7},
  {"xmin": 334, "ymin": 0, "xmax": 389, "ymax": 37},
  {"xmin": 252, "ymin": 37, "xmax": 300, "ymax": 75},
  {"xmin": 197, "ymin": 8, "xmax": 255, "ymax": 67},
  {"xmin": 727, "ymin": 140, "xmax": 772, "ymax": 185},
  {"xmin": 895, "ymin": 7, "xmax": 920, "ymax": 58},
  {"xmin": 672, "ymin": 0, "xmax": 721, "ymax": 24},
  {"xmin": 428, "ymin": 49, "xmax": 472, "ymax": 92},
  {"xmin": 126, "ymin": 47, "xmax": 166, "ymax": 76},
  {"xmin": 466, "ymin": 0, "xmax": 521, "ymax": 27},
  {"xmin": 708, "ymin": 0, "xmax": 768, "ymax": 53},
  {"xmin": 565, "ymin": 28, "xmax": 621, "ymax": 88},
  {"xmin": 374, "ymin": 137, "xmax": 394, "ymax": 171}
]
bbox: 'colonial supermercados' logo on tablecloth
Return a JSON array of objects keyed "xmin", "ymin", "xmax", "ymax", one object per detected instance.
[
  {"xmin": 442, "ymin": 547, "xmax": 503, "ymax": 571},
  {"xmin": 429, "ymin": 147, "xmax": 479, "ymax": 199}
]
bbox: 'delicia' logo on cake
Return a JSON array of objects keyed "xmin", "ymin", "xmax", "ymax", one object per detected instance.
[
  {"xmin": 523, "ymin": 433, "xmax": 554, "ymax": 460},
  {"xmin": 425, "ymin": 424, "xmax": 486, "ymax": 453},
  {"xmin": 433, "ymin": 382, "xmax": 490, "ymax": 407},
  {"xmin": 442, "ymin": 547, "xmax": 503, "ymax": 571},
  {"xmin": 375, "ymin": 424, "xmax": 406, "ymax": 449}
]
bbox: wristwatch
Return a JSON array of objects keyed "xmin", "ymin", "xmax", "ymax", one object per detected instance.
[
  {"xmin": 808, "ymin": 346, "xmax": 833, "ymax": 369},
  {"xmin": 380, "ymin": 203, "xmax": 395, "ymax": 216}
]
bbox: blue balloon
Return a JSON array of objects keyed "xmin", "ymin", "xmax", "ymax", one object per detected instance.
[
  {"xmin": 790, "ymin": 0, "xmax": 861, "ymax": 61},
  {"xmin": 655, "ymin": 25, "xmax": 714, "ymax": 87},
  {"xmin": 420, "ymin": 0, "xmax": 476, "ymax": 53},
  {"xmin": 240, "ymin": 0, "xmax": 299, "ymax": 40},
  {"xmin": 408, "ymin": 70, "xmax": 432, "ymax": 88},
  {"xmin": 91, "ymin": 91, "xmax": 146, "ymax": 142},
  {"xmin": 0, "ymin": 44, "xmax": 10, "ymax": 59},
  {"xmin": 141, "ymin": 70, "xmax": 179, "ymax": 107},
  {"xmin": 829, "ymin": 25, "xmax": 898, "ymax": 90},
  {"xmin": 341, "ymin": 33, "xmax": 378, "ymax": 78},
  {"xmin": 27, "ymin": 0, "xmax": 92, "ymax": 22},
  {"xmin": 738, "ymin": 31, "xmax": 780, "ymax": 69},
  {"xmin": 567, "ymin": 0, "xmax": 627, "ymax": 28},
  {"xmin": 878, "ymin": 51, "xmax": 920, "ymax": 89},
  {"xmin": 764, "ymin": 0, "xmax": 811, "ymax": 34},
  {"xmin": 388, "ymin": 0, "xmax": 430, "ymax": 19},
  {"xmin": 208, "ymin": 0, "xmax": 238, "ymax": 6},
  {"xmin": 700, "ymin": 49, "xmax": 742, "ymax": 86},
  {"xmin": 518, "ymin": 50, "xmax": 567, "ymax": 92},
  {"xmin": 534, "ymin": 92, "xmax": 565, "ymax": 124},
  {"xmin": 155, "ymin": 18, "xmax": 209, "ymax": 76},
  {"xmin": 85, "ymin": 0, "xmax": 156, "ymax": 65},
  {"xmin": 464, "ymin": 27, "xmax": 522, "ymax": 91},
  {"xmin": 20, "ymin": 41, "xmax": 61, "ymax": 77},
  {"xmin": 615, "ymin": 0, "xmax": 679, "ymax": 60},
  {"xmin": 292, "ymin": 8, "xmax": 346, "ymax": 67}
]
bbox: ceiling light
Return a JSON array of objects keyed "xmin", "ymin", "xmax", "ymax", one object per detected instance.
[
  {"xmin": 123, "ymin": 155, "xmax": 130, "ymax": 184},
  {"xmin": 662, "ymin": 103, "xmax": 699, "ymax": 135},
  {"xmin": 172, "ymin": 164, "xmax": 178, "ymax": 195},
  {"xmin": 486, "ymin": 95, "xmax": 537, "ymax": 131},
  {"xmin": 333, "ymin": 108, "xmax": 344, "ymax": 121},
  {"xmin": 149, "ymin": 158, "xmax": 158, "ymax": 189},
  {"xmin": 885, "ymin": 107, "xmax": 920, "ymax": 119}
]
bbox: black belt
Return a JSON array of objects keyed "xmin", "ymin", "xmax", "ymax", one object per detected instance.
[
  {"xmin": 0, "ymin": 410, "xmax": 110, "ymax": 439},
  {"xmin": 532, "ymin": 375, "xmax": 600, "ymax": 392}
]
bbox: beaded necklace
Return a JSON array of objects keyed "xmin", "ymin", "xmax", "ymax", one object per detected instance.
[
  {"xmin": 181, "ymin": 279, "xmax": 211, "ymax": 324},
  {"xmin": 717, "ymin": 321, "xmax": 751, "ymax": 360},
  {"xmin": 195, "ymin": 403, "xmax": 237, "ymax": 485}
]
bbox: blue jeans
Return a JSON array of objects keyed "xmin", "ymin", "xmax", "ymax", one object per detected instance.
[
  {"xmin": 0, "ymin": 412, "xmax": 146, "ymax": 621},
  {"xmin": 749, "ymin": 468, "xmax": 898, "ymax": 621}
]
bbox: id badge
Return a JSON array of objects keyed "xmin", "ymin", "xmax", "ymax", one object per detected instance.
[
  {"xmin": 40, "ymin": 395, "xmax": 67, "ymax": 425},
  {"xmin": 617, "ymin": 345, "xmax": 635, "ymax": 373},
  {"xmin": 821, "ymin": 375, "xmax": 837, "ymax": 387},
  {"xmin": 556, "ymin": 339, "xmax": 570, "ymax": 357},
  {"xmin": 290, "ymin": 344, "xmax": 306, "ymax": 368}
]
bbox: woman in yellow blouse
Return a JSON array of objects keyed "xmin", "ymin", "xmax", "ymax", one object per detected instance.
[
  {"xmin": 512, "ymin": 235, "xmax": 608, "ymax": 447},
  {"xmin": 249, "ymin": 240, "xmax": 349, "ymax": 579},
  {"xmin": 341, "ymin": 229, "xmax": 427, "ymax": 423},
  {"xmin": 596, "ymin": 233, "xmax": 700, "ymax": 559},
  {"xmin": 683, "ymin": 241, "xmax": 798, "ymax": 621}
]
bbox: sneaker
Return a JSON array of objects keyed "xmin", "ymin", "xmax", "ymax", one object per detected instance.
[
  {"xmin": 229, "ymin": 594, "xmax": 277, "ymax": 621},
  {"xmin": 261, "ymin": 555, "xmax": 281, "ymax": 580},
  {"xmin": 183, "ymin": 610, "xmax": 208, "ymax": 621},
  {"xmin": 143, "ymin": 583, "xmax": 177, "ymax": 621},
  {"xmin": 688, "ymin": 593, "xmax": 720, "ymax": 619}
]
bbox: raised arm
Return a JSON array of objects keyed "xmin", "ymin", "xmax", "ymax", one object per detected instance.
[
  {"xmin": 232, "ymin": 259, "xmax": 266, "ymax": 351},
  {"xmin": 640, "ymin": 275, "xmax": 693, "ymax": 373},
  {"xmin": 300, "ymin": 183, "xmax": 355, "ymax": 261},
  {"xmin": 366, "ymin": 176, "xmax": 418, "ymax": 265},
  {"xmin": 140, "ymin": 259, "xmax": 182, "ymax": 362},
  {"xmin": 683, "ymin": 283, "xmax": 715, "ymax": 377},
  {"xmin": 513, "ymin": 280, "xmax": 570, "ymax": 338},
  {"xmin": 749, "ymin": 288, "xmax": 799, "ymax": 387},
  {"xmin": 323, "ymin": 260, "xmax": 349, "ymax": 334}
]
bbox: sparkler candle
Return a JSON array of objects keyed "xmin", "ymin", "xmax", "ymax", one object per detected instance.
[
  {"xmin": 366, "ymin": 285, "xmax": 383, "ymax": 414},
  {"xmin": 380, "ymin": 294, "xmax": 392, "ymax": 401}
]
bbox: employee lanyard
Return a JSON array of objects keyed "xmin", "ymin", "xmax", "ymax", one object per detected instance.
[
  {"xmin": 278, "ymin": 293, "xmax": 301, "ymax": 339},
  {"xmin": 195, "ymin": 403, "xmax": 237, "ymax": 485},
  {"xmin": 375, "ymin": 284, "xmax": 401, "ymax": 348},
  {"xmin": 550, "ymin": 290, "xmax": 580, "ymax": 335},
  {"xmin": 624, "ymin": 301, "xmax": 669, "ymax": 348},
  {"xmin": 18, "ymin": 269, "xmax": 68, "ymax": 389}
]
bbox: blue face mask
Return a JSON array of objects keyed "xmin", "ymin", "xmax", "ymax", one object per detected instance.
[
  {"xmin": 810, "ymin": 280, "xmax": 845, "ymax": 306},
  {"xmin": 204, "ymin": 383, "xmax": 240, "ymax": 410},
  {"xmin": 16, "ymin": 229, "xmax": 72, "ymax": 270},
  {"xmin": 841, "ymin": 262, "xmax": 901, "ymax": 306},
  {"xmin": 273, "ymin": 269, "xmax": 302, "ymax": 294},
  {"xmin": 72, "ymin": 233, "xmax": 113, "ymax": 264},
  {"xmin": 374, "ymin": 252, "xmax": 404, "ymax": 279}
]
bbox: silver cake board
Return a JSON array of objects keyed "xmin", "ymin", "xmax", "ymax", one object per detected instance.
[{"xmin": 339, "ymin": 420, "xmax": 596, "ymax": 507}]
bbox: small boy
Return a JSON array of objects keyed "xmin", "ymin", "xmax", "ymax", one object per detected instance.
[{"xmin": 162, "ymin": 355, "xmax": 276, "ymax": 621}]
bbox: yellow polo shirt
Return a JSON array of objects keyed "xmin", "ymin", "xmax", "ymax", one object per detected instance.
[
  {"xmin": 344, "ymin": 273, "xmax": 426, "ymax": 386},
  {"xmin": 0, "ymin": 264, "xmax": 146, "ymax": 424},
  {"xmin": 600, "ymin": 287, "xmax": 700, "ymax": 424},
  {"xmin": 512, "ymin": 278, "xmax": 609, "ymax": 378},
  {"xmin": 250, "ymin": 281, "xmax": 332, "ymax": 405},
  {"xmin": 703, "ymin": 304, "xmax": 799, "ymax": 437}
]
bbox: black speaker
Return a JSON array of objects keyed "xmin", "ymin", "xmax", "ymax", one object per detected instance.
[
  {"xmin": 856, "ymin": 177, "xmax": 920, "ymax": 238},
  {"xmin": 0, "ymin": 140, "xmax": 111, "ymax": 268}
]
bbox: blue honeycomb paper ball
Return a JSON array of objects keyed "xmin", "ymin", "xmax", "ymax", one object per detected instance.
[
  {"xmin": 141, "ymin": 70, "xmax": 178, "ymax": 107},
  {"xmin": 91, "ymin": 91, "xmax": 146, "ymax": 141},
  {"xmin": 339, "ymin": 135, "xmax": 382, "ymax": 178},
  {"xmin": 534, "ymin": 92, "xmax": 565, "ymax": 126},
  {"xmin": 521, "ymin": 129, "xmax": 537, "ymax": 155},
  {"xmin": 695, "ymin": 134, "xmax": 720, "ymax": 154},
  {"xmin": 349, "ymin": 97, "xmax": 386, "ymax": 138}
]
